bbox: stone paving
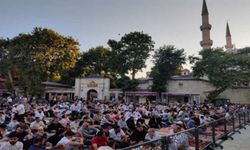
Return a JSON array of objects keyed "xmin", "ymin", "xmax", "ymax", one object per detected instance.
[{"xmin": 217, "ymin": 125, "xmax": 250, "ymax": 150}]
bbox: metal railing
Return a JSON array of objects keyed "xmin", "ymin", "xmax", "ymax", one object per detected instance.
[{"xmin": 119, "ymin": 110, "xmax": 250, "ymax": 150}]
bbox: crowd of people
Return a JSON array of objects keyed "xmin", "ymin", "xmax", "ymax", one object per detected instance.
[{"xmin": 0, "ymin": 96, "xmax": 248, "ymax": 150}]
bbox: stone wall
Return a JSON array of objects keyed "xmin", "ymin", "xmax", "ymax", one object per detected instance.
[
  {"xmin": 220, "ymin": 88, "xmax": 250, "ymax": 104},
  {"xmin": 168, "ymin": 79, "xmax": 250, "ymax": 104},
  {"xmin": 74, "ymin": 77, "xmax": 110, "ymax": 100},
  {"xmin": 168, "ymin": 79, "xmax": 214, "ymax": 102}
]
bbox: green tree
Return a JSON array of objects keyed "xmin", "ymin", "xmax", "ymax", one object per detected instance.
[
  {"xmin": 2, "ymin": 27, "xmax": 80, "ymax": 96},
  {"xmin": 108, "ymin": 31, "xmax": 154, "ymax": 79},
  {"xmin": 235, "ymin": 47, "xmax": 250, "ymax": 84},
  {"xmin": 150, "ymin": 45, "xmax": 186, "ymax": 95},
  {"xmin": 190, "ymin": 48, "xmax": 249, "ymax": 100},
  {"xmin": 74, "ymin": 46, "xmax": 111, "ymax": 77},
  {"xmin": 0, "ymin": 38, "xmax": 16, "ymax": 94},
  {"xmin": 116, "ymin": 75, "xmax": 139, "ymax": 91},
  {"xmin": 31, "ymin": 27, "xmax": 80, "ymax": 81}
]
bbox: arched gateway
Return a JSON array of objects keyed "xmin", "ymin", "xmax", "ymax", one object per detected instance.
[{"xmin": 74, "ymin": 75, "xmax": 110, "ymax": 101}]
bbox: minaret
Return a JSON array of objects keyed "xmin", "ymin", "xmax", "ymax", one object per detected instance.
[
  {"xmin": 200, "ymin": 0, "xmax": 213, "ymax": 49},
  {"xmin": 225, "ymin": 22, "xmax": 234, "ymax": 51}
]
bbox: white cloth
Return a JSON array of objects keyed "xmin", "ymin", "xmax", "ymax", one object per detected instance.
[
  {"xmin": 117, "ymin": 119, "xmax": 127, "ymax": 128},
  {"xmin": 98, "ymin": 146, "xmax": 113, "ymax": 150},
  {"xmin": 0, "ymin": 141, "xmax": 23, "ymax": 150},
  {"xmin": 133, "ymin": 111, "xmax": 142, "ymax": 121},
  {"xmin": 124, "ymin": 111, "xmax": 132, "ymax": 121},
  {"xmin": 35, "ymin": 111, "xmax": 45, "ymax": 119},
  {"xmin": 57, "ymin": 137, "xmax": 70, "ymax": 145},
  {"xmin": 8, "ymin": 120, "xmax": 19, "ymax": 130},
  {"xmin": 145, "ymin": 133, "xmax": 161, "ymax": 141},
  {"xmin": 30, "ymin": 121, "xmax": 45, "ymax": 130},
  {"xmin": 109, "ymin": 129, "xmax": 125, "ymax": 141},
  {"xmin": 16, "ymin": 104, "xmax": 25, "ymax": 115},
  {"xmin": 7, "ymin": 97, "xmax": 12, "ymax": 103},
  {"xmin": 70, "ymin": 104, "xmax": 81, "ymax": 112}
]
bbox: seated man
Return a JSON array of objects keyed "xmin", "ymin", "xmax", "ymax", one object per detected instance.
[
  {"xmin": 30, "ymin": 117, "xmax": 46, "ymax": 131},
  {"xmin": 145, "ymin": 128, "xmax": 160, "ymax": 141},
  {"xmin": 0, "ymin": 132, "xmax": 23, "ymax": 150},
  {"xmin": 13, "ymin": 124, "xmax": 30, "ymax": 143},
  {"xmin": 78, "ymin": 121, "xmax": 97, "ymax": 145},
  {"xmin": 117, "ymin": 115, "xmax": 130, "ymax": 135},
  {"xmin": 148, "ymin": 115, "xmax": 162, "ymax": 129},
  {"xmin": 169, "ymin": 124, "xmax": 188, "ymax": 150},
  {"xmin": 47, "ymin": 117, "xmax": 64, "ymax": 133},
  {"xmin": 47, "ymin": 129, "xmax": 64, "ymax": 146},
  {"xmin": 130, "ymin": 125, "xmax": 147, "ymax": 145},
  {"xmin": 109, "ymin": 125, "xmax": 129, "ymax": 149},
  {"xmin": 28, "ymin": 134, "xmax": 47, "ymax": 150},
  {"xmin": 91, "ymin": 130, "xmax": 108, "ymax": 150}
]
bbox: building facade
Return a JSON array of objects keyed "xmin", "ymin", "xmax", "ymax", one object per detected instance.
[{"xmin": 75, "ymin": 75, "xmax": 110, "ymax": 101}]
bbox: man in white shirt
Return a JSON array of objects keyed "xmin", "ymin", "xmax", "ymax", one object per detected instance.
[
  {"xmin": 70, "ymin": 101, "xmax": 81, "ymax": 119},
  {"xmin": 35, "ymin": 108, "xmax": 45, "ymax": 120},
  {"xmin": 16, "ymin": 102, "xmax": 25, "ymax": 115},
  {"xmin": 109, "ymin": 126, "xmax": 129, "ymax": 149},
  {"xmin": 16, "ymin": 101, "xmax": 26, "ymax": 122},
  {"xmin": 124, "ymin": 111, "xmax": 132, "ymax": 121},
  {"xmin": 109, "ymin": 126, "xmax": 127, "ymax": 142},
  {"xmin": 0, "ymin": 132, "xmax": 23, "ymax": 150},
  {"xmin": 30, "ymin": 117, "xmax": 46, "ymax": 130},
  {"xmin": 7, "ymin": 96, "xmax": 12, "ymax": 104},
  {"xmin": 8, "ymin": 117, "xmax": 19, "ymax": 131},
  {"xmin": 145, "ymin": 128, "xmax": 160, "ymax": 141},
  {"xmin": 0, "ymin": 111, "xmax": 5, "ymax": 124},
  {"xmin": 117, "ymin": 115, "xmax": 128, "ymax": 129},
  {"xmin": 133, "ymin": 110, "xmax": 142, "ymax": 121},
  {"xmin": 57, "ymin": 130, "xmax": 74, "ymax": 145}
]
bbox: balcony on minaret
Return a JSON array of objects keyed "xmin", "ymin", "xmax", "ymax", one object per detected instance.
[
  {"xmin": 200, "ymin": 40, "xmax": 213, "ymax": 49},
  {"xmin": 200, "ymin": 24, "xmax": 211, "ymax": 30}
]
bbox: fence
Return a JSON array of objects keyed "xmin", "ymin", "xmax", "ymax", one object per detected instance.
[{"xmin": 119, "ymin": 111, "xmax": 250, "ymax": 150}]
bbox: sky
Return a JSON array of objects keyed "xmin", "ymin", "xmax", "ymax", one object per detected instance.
[{"xmin": 1, "ymin": 0, "xmax": 250, "ymax": 78}]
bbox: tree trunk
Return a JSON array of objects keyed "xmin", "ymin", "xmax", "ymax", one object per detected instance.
[
  {"xmin": 131, "ymin": 70, "xmax": 135, "ymax": 80},
  {"xmin": 207, "ymin": 87, "xmax": 227, "ymax": 101},
  {"xmin": 7, "ymin": 70, "xmax": 15, "ymax": 96}
]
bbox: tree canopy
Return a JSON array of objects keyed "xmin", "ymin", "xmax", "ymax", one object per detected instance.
[
  {"xmin": 74, "ymin": 46, "xmax": 111, "ymax": 77},
  {"xmin": 190, "ymin": 48, "xmax": 250, "ymax": 100},
  {"xmin": 0, "ymin": 27, "xmax": 80, "ymax": 96},
  {"xmin": 108, "ymin": 31, "xmax": 154, "ymax": 79},
  {"xmin": 150, "ymin": 45, "xmax": 186, "ymax": 94}
]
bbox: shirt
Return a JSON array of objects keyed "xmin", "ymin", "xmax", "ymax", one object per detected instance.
[
  {"xmin": 28, "ymin": 145, "xmax": 44, "ymax": 150},
  {"xmin": 30, "ymin": 121, "xmax": 45, "ymax": 130},
  {"xmin": 171, "ymin": 133, "xmax": 188, "ymax": 150},
  {"xmin": 0, "ymin": 141, "xmax": 23, "ymax": 150},
  {"xmin": 47, "ymin": 123, "xmax": 63, "ymax": 133},
  {"xmin": 130, "ymin": 130, "xmax": 147, "ymax": 143},
  {"xmin": 57, "ymin": 137, "xmax": 70, "ymax": 145},
  {"xmin": 70, "ymin": 104, "xmax": 81, "ymax": 112},
  {"xmin": 16, "ymin": 104, "xmax": 25, "ymax": 115},
  {"xmin": 91, "ymin": 136, "xmax": 108, "ymax": 148},
  {"xmin": 35, "ymin": 111, "xmax": 45, "ymax": 119},
  {"xmin": 145, "ymin": 133, "xmax": 161, "ymax": 141},
  {"xmin": 59, "ymin": 118, "xmax": 70, "ymax": 127},
  {"xmin": 109, "ymin": 129, "xmax": 125, "ymax": 141},
  {"xmin": 187, "ymin": 119, "xmax": 195, "ymax": 128},
  {"xmin": 117, "ymin": 119, "xmax": 127, "ymax": 128}
]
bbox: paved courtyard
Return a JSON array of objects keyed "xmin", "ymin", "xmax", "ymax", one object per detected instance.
[{"xmin": 219, "ymin": 125, "xmax": 250, "ymax": 150}]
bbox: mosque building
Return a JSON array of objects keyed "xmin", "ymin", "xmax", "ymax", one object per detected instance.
[{"xmin": 45, "ymin": 0, "xmax": 250, "ymax": 104}]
